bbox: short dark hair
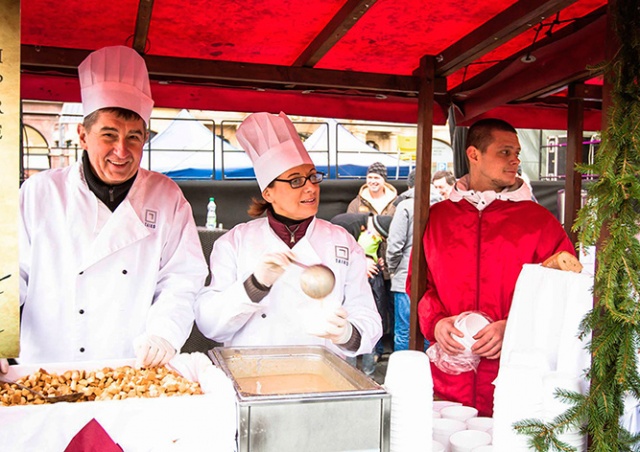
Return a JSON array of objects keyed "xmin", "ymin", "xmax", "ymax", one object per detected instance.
[
  {"xmin": 432, "ymin": 170, "xmax": 455, "ymax": 186},
  {"xmin": 83, "ymin": 107, "xmax": 144, "ymax": 131},
  {"xmin": 465, "ymin": 118, "xmax": 517, "ymax": 153}
]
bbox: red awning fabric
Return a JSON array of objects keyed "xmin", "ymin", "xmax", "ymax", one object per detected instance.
[
  {"xmin": 19, "ymin": 0, "xmax": 608, "ymax": 129},
  {"xmin": 20, "ymin": 74, "xmax": 439, "ymax": 125}
]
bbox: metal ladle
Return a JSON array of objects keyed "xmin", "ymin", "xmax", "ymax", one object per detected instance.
[{"xmin": 289, "ymin": 259, "xmax": 336, "ymax": 299}]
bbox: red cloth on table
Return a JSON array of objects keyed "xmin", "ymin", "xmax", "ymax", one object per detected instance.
[{"xmin": 64, "ymin": 418, "xmax": 122, "ymax": 452}]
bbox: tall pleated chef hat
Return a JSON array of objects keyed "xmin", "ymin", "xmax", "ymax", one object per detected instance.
[
  {"xmin": 236, "ymin": 112, "xmax": 313, "ymax": 192},
  {"xmin": 78, "ymin": 45, "xmax": 154, "ymax": 124}
]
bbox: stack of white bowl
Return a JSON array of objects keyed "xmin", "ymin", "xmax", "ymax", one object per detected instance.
[
  {"xmin": 466, "ymin": 417, "xmax": 494, "ymax": 436},
  {"xmin": 449, "ymin": 430, "xmax": 492, "ymax": 452},
  {"xmin": 384, "ymin": 350, "xmax": 433, "ymax": 452},
  {"xmin": 441, "ymin": 405, "xmax": 478, "ymax": 422},
  {"xmin": 432, "ymin": 405, "xmax": 495, "ymax": 452},
  {"xmin": 434, "ymin": 400, "xmax": 463, "ymax": 415},
  {"xmin": 432, "ymin": 418, "xmax": 467, "ymax": 452},
  {"xmin": 432, "ymin": 440, "xmax": 446, "ymax": 452}
]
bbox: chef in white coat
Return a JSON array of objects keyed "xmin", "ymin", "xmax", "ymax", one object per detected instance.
[
  {"xmin": 2, "ymin": 46, "xmax": 207, "ymax": 372},
  {"xmin": 194, "ymin": 112, "xmax": 382, "ymax": 357}
]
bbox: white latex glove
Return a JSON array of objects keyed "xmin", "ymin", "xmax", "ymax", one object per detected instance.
[
  {"xmin": 0, "ymin": 359, "xmax": 8, "ymax": 374},
  {"xmin": 134, "ymin": 334, "xmax": 176, "ymax": 368},
  {"xmin": 313, "ymin": 307, "xmax": 354, "ymax": 345},
  {"xmin": 167, "ymin": 352, "xmax": 237, "ymax": 394},
  {"xmin": 254, "ymin": 251, "xmax": 294, "ymax": 287},
  {"xmin": 167, "ymin": 352, "xmax": 214, "ymax": 383}
]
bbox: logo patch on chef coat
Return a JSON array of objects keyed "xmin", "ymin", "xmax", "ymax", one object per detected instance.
[
  {"xmin": 335, "ymin": 246, "xmax": 349, "ymax": 265},
  {"xmin": 144, "ymin": 209, "xmax": 158, "ymax": 229}
]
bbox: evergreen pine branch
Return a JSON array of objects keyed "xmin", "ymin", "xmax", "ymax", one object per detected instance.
[{"xmin": 522, "ymin": 1, "xmax": 640, "ymax": 449}]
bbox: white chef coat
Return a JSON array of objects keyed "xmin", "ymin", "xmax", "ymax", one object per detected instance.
[
  {"xmin": 19, "ymin": 160, "xmax": 208, "ymax": 364},
  {"xmin": 194, "ymin": 217, "xmax": 382, "ymax": 357}
]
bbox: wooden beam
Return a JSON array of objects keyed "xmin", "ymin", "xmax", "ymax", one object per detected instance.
[
  {"xmin": 510, "ymin": 84, "xmax": 602, "ymax": 107},
  {"xmin": 564, "ymin": 82, "xmax": 585, "ymax": 244},
  {"xmin": 434, "ymin": 0, "xmax": 579, "ymax": 76},
  {"xmin": 294, "ymin": 0, "xmax": 376, "ymax": 67},
  {"xmin": 516, "ymin": 75, "xmax": 602, "ymax": 104},
  {"xmin": 21, "ymin": 45, "xmax": 429, "ymax": 96},
  {"xmin": 409, "ymin": 55, "xmax": 435, "ymax": 352},
  {"xmin": 450, "ymin": 6, "xmax": 606, "ymax": 98},
  {"xmin": 510, "ymin": 97, "xmax": 601, "ymax": 110},
  {"xmin": 455, "ymin": 15, "xmax": 606, "ymax": 123},
  {"xmin": 569, "ymin": 84, "xmax": 602, "ymax": 102},
  {"xmin": 132, "ymin": 0, "xmax": 154, "ymax": 54}
]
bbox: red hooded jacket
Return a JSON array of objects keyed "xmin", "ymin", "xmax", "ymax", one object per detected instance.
[{"xmin": 409, "ymin": 177, "xmax": 575, "ymax": 416}]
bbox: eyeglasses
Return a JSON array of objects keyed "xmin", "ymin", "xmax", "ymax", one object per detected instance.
[{"xmin": 274, "ymin": 172, "xmax": 324, "ymax": 189}]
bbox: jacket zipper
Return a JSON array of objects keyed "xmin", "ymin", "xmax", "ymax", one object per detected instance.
[
  {"xmin": 284, "ymin": 223, "xmax": 301, "ymax": 244},
  {"xmin": 475, "ymin": 210, "xmax": 482, "ymax": 308},
  {"xmin": 109, "ymin": 187, "xmax": 115, "ymax": 203},
  {"xmin": 473, "ymin": 209, "xmax": 483, "ymax": 410}
]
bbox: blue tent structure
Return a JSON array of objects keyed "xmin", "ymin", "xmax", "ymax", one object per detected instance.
[
  {"xmin": 142, "ymin": 109, "xmax": 254, "ymax": 179},
  {"xmin": 142, "ymin": 112, "xmax": 414, "ymax": 180},
  {"xmin": 304, "ymin": 119, "xmax": 413, "ymax": 179},
  {"xmin": 303, "ymin": 119, "xmax": 413, "ymax": 179}
]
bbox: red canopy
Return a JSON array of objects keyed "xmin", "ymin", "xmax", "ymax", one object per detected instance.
[{"xmin": 20, "ymin": 0, "xmax": 607, "ymax": 129}]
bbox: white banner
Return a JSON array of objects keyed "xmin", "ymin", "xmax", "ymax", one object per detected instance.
[{"xmin": 0, "ymin": 0, "xmax": 21, "ymax": 359}]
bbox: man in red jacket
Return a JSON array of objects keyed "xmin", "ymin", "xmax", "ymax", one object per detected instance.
[{"xmin": 412, "ymin": 118, "xmax": 575, "ymax": 416}]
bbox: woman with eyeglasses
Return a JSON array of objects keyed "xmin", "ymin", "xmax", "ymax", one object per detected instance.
[{"xmin": 194, "ymin": 112, "xmax": 382, "ymax": 357}]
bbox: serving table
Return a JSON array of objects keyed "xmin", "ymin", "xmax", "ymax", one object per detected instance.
[{"xmin": 0, "ymin": 357, "xmax": 237, "ymax": 451}]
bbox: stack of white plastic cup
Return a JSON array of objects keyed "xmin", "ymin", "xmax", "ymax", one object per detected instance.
[{"xmin": 384, "ymin": 350, "xmax": 433, "ymax": 452}]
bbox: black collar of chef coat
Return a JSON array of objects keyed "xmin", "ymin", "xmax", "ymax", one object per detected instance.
[
  {"xmin": 82, "ymin": 151, "xmax": 137, "ymax": 212},
  {"xmin": 268, "ymin": 208, "xmax": 313, "ymax": 248}
]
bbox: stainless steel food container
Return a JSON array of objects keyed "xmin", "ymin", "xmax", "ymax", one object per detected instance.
[{"xmin": 209, "ymin": 345, "xmax": 391, "ymax": 452}]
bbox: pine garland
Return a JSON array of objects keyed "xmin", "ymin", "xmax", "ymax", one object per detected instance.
[{"xmin": 513, "ymin": 1, "xmax": 640, "ymax": 450}]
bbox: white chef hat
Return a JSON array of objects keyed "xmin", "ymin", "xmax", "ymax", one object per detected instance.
[
  {"xmin": 236, "ymin": 112, "xmax": 313, "ymax": 191},
  {"xmin": 78, "ymin": 45, "xmax": 154, "ymax": 124}
]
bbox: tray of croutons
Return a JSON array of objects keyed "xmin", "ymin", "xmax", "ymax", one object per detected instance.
[
  {"xmin": 0, "ymin": 354, "xmax": 237, "ymax": 451},
  {"xmin": 1, "ymin": 364, "xmax": 203, "ymax": 406}
]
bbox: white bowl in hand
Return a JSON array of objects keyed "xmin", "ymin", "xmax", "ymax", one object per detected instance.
[{"xmin": 452, "ymin": 312, "xmax": 491, "ymax": 353}]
